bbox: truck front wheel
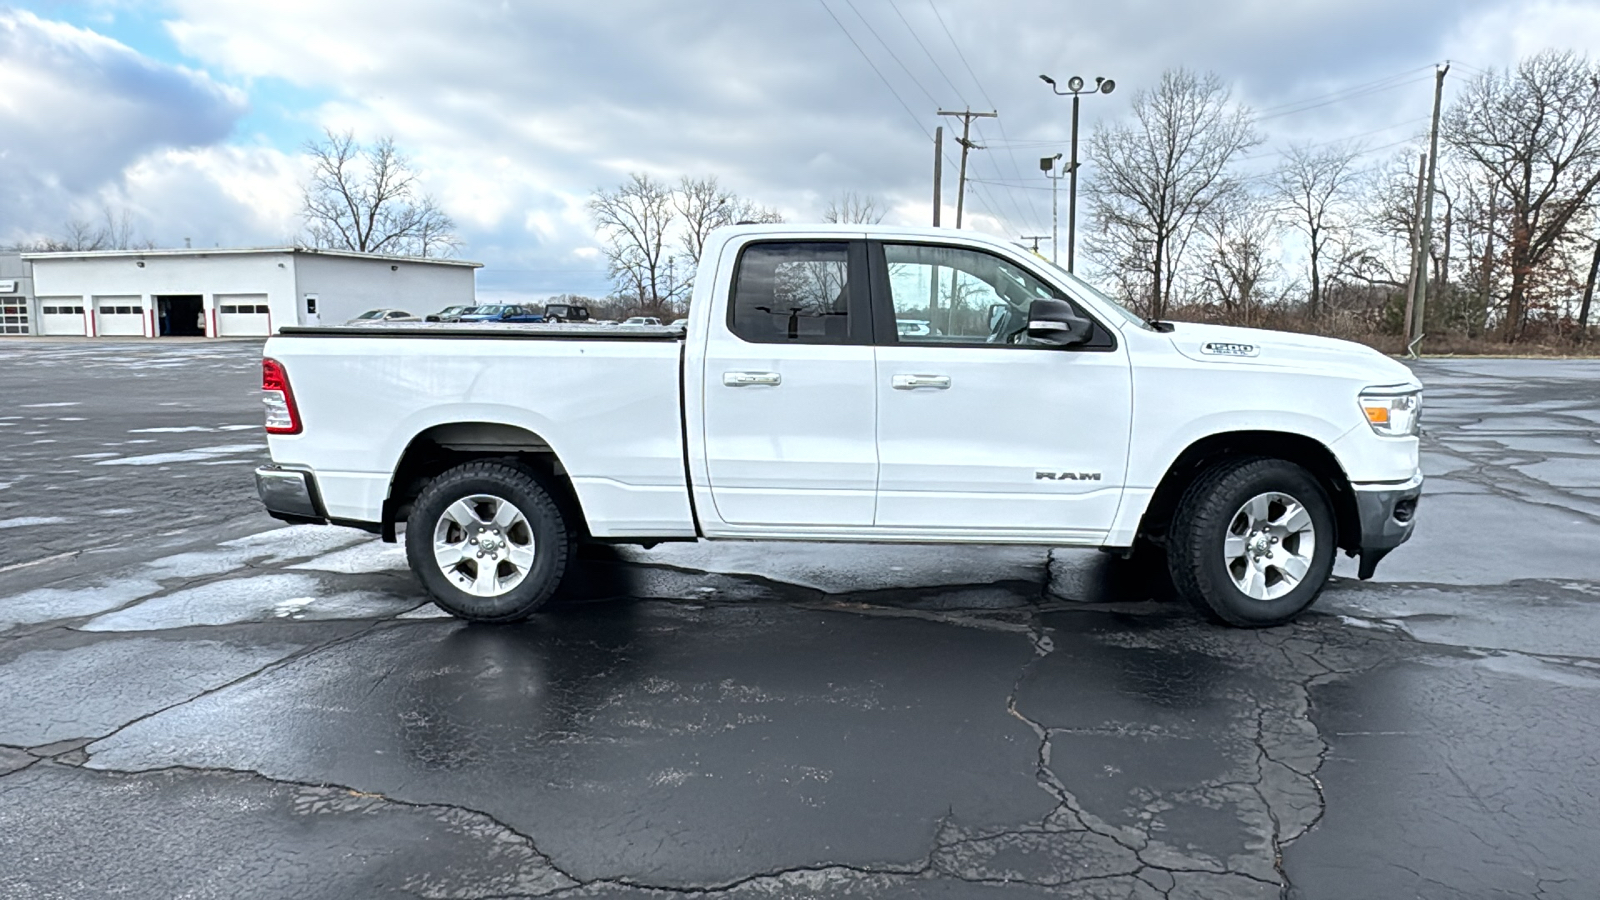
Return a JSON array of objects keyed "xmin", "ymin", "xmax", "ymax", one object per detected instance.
[
  {"xmin": 404, "ymin": 460, "xmax": 571, "ymax": 622},
  {"xmin": 1167, "ymin": 458, "xmax": 1336, "ymax": 627}
]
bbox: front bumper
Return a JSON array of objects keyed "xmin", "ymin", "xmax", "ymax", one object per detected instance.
[
  {"xmin": 1351, "ymin": 471, "xmax": 1423, "ymax": 579},
  {"xmin": 255, "ymin": 465, "xmax": 326, "ymax": 524}
]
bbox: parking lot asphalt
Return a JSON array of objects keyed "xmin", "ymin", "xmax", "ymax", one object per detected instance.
[{"xmin": 1, "ymin": 340, "xmax": 1597, "ymax": 899}]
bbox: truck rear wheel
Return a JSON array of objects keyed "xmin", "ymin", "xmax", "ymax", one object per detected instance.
[
  {"xmin": 405, "ymin": 460, "xmax": 571, "ymax": 622},
  {"xmin": 1167, "ymin": 458, "xmax": 1336, "ymax": 627}
]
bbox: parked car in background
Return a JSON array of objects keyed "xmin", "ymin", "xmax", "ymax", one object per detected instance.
[
  {"xmin": 456, "ymin": 305, "xmax": 546, "ymax": 324},
  {"xmin": 543, "ymin": 303, "xmax": 591, "ymax": 323},
  {"xmin": 346, "ymin": 308, "xmax": 420, "ymax": 324},
  {"xmin": 426, "ymin": 305, "xmax": 473, "ymax": 323},
  {"xmin": 897, "ymin": 318, "xmax": 936, "ymax": 337},
  {"xmin": 621, "ymin": 316, "xmax": 662, "ymax": 326}
]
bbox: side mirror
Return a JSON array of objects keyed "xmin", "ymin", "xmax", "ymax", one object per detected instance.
[{"xmin": 1026, "ymin": 298, "xmax": 1092, "ymax": 346}]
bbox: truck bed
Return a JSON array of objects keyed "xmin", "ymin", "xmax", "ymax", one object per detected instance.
[{"xmin": 263, "ymin": 331, "xmax": 695, "ymax": 537}]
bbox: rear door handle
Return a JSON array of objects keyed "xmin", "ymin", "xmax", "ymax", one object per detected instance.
[
  {"xmin": 892, "ymin": 374, "xmax": 951, "ymax": 390},
  {"xmin": 723, "ymin": 371, "xmax": 781, "ymax": 387}
]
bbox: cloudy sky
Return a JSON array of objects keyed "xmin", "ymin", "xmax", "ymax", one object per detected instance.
[{"xmin": 3, "ymin": 0, "xmax": 1598, "ymax": 300}]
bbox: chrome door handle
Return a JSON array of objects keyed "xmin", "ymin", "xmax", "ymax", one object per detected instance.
[
  {"xmin": 723, "ymin": 371, "xmax": 781, "ymax": 387},
  {"xmin": 892, "ymin": 374, "xmax": 951, "ymax": 390}
]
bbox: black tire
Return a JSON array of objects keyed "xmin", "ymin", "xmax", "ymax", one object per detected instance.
[
  {"xmin": 1166, "ymin": 458, "xmax": 1336, "ymax": 627},
  {"xmin": 405, "ymin": 460, "xmax": 571, "ymax": 622}
]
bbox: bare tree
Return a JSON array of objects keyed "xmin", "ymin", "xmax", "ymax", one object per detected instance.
[
  {"xmin": 1275, "ymin": 142, "xmax": 1362, "ymax": 318},
  {"xmin": 1086, "ymin": 68, "xmax": 1261, "ymax": 319},
  {"xmin": 729, "ymin": 199, "xmax": 784, "ymax": 225},
  {"xmin": 22, "ymin": 207, "xmax": 155, "ymax": 252},
  {"xmin": 1444, "ymin": 50, "xmax": 1600, "ymax": 340},
  {"xmin": 824, "ymin": 191, "xmax": 886, "ymax": 224},
  {"xmin": 593, "ymin": 174, "xmax": 784, "ymax": 309},
  {"xmin": 590, "ymin": 173, "xmax": 682, "ymax": 313},
  {"xmin": 301, "ymin": 129, "xmax": 459, "ymax": 257},
  {"xmin": 1195, "ymin": 194, "xmax": 1279, "ymax": 325},
  {"xmin": 676, "ymin": 176, "xmax": 737, "ymax": 268}
]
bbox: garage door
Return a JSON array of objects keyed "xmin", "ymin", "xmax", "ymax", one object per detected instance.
[
  {"xmin": 215, "ymin": 294, "xmax": 271, "ymax": 336},
  {"xmin": 0, "ymin": 300, "xmax": 28, "ymax": 335},
  {"xmin": 38, "ymin": 299, "xmax": 87, "ymax": 336},
  {"xmin": 95, "ymin": 297, "xmax": 145, "ymax": 337}
]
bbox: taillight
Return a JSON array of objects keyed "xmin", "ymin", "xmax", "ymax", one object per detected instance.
[{"xmin": 262, "ymin": 358, "xmax": 302, "ymax": 435}]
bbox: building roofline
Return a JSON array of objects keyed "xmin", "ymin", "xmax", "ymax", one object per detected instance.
[{"xmin": 19, "ymin": 246, "xmax": 483, "ymax": 268}]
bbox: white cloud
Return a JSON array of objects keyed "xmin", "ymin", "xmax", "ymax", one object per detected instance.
[
  {"xmin": 6, "ymin": 0, "xmax": 1597, "ymax": 296},
  {"xmin": 0, "ymin": 9, "xmax": 246, "ymax": 242},
  {"xmin": 1444, "ymin": 0, "xmax": 1600, "ymax": 71},
  {"xmin": 117, "ymin": 145, "xmax": 305, "ymax": 247}
]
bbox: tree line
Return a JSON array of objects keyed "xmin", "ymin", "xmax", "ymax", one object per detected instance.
[{"xmin": 1084, "ymin": 51, "xmax": 1600, "ymax": 348}]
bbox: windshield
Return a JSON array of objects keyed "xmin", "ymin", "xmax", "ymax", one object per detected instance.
[
  {"xmin": 472, "ymin": 306, "xmax": 505, "ymax": 315},
  {"xmin": 1035, "ymin": 260, "xmax": 1153, "ymax": 331},
  {"xmin": 355, "ymin": 310, "xmax": 385, "ymax": 319}
]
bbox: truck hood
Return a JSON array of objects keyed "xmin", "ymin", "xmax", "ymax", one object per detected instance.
[{"xmin": 1164, "ymin": 322, "xmax": 1418, "ymax": 387}]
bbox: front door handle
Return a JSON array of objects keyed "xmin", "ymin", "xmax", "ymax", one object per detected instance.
[
  {"xmin": 723, "ymin": 371, "xmax": 782, "ymax": 387},
  {"xmin": 892, "ymin": 374, "xmax": 951, "ymax": 390}
]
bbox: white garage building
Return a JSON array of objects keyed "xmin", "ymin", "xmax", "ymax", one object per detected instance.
[{"xmin": 16, "ymin": 247, "xmax": 480, "ymax": 338}]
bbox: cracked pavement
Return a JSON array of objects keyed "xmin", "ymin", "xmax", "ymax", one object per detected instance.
[{"xmin": 1, "ymin": 342, "xmax": 1598, "ymax": 898}]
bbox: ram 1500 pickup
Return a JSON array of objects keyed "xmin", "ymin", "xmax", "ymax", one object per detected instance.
[{"xmin": 255, "ymin": 224, "xmax": 1422, "ymax": 627}]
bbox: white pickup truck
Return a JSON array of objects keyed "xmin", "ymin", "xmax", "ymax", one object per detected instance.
[{"xmin": 255, "ymin": 224, "xmax": 1422, "ymax": 627}]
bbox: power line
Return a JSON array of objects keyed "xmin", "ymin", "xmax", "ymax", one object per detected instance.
[
  {"xmin": 1236, "ymin": 116, "xmax": 1430, "ymax": 161},
  {"xmin": 816, "ymin": 0, "xmax": 931, "ymax": 140},
  {"xmin": 926, "ymin": 0, "xmax": 986, "ymax": 105},
  {"xmin": 878, "ymin": 0, "xmax": 1037, "ymax": 230},
  {"xmin": 840, "ymin": 0, "xmax": 1035, "ymax": 231},
  {"xmin": 842, "ymin": 0, "xmax": 940, "ymax": 107},
  {"xmin": 924, "ymin": 0, "xmax": 1048, "ymax": 230},
  {"xmin": 815, "ymin": 0, "xmax": 1018, "ymax": 234},
  {"xmin": 1257, "ymin": 74, "xmax": 1433, "ymax": 121},
  {"xmin": 887, "ymin": 0, "xmax": 967, "ymax": 106},
  {"xmin": 1255, "ymin": 65, "xmax": 1434, "ymax": 114}
]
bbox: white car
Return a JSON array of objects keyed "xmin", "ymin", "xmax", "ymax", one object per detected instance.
[
  {"xmin": 620, "ymin": 316, "xmax": 663, "ymax": 326},
  {"xmin": 345, "ymin": 308, "xmax": 420, "ymax": 324},
  {"xmin": 257, "ymin": 224, "xmax": 1422, "ymax": 628}
]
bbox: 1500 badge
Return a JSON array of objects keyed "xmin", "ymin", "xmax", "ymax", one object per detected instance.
[
  {"xmin": 1200, "ymin": 341, "xmax": 1260, "ymax": 357},
  {"xmin": 1037, "ymin": 471, "xmax": 1102, "ymax": 481}
]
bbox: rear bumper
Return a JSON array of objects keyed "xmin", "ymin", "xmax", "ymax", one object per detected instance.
[
  {"xmin": 1351, "ymin": 471, "xmax": 1423, "ymax": 579},
  {"xmin": 255, "ymin": 465, "xmax": 326, "ymax": 524}
]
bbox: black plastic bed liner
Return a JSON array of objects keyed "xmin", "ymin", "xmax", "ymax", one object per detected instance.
[{"xmin": 278, "ymin": 323, "xmax": 685, "ymax": 340}]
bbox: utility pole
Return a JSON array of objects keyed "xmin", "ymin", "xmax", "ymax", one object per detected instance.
[
  {"xmin": 1479, "ymin": 178, "xmax": 1496, "ymax": 338},
  {"xmin": 1019, "ymin": 235, "xmax": 1049, "ymax": 254},
  {"xmin": 938, "ymin": 108, "xmax": 996, "ymax": 229},
  {"xmin": 1413, "ymin": 63, "xmax": 1450, "ymax": 355},
  {"xmin": 932, "ymin": 126, "xmax": 943, "ymax": 227},
  {"xmin": 1402, "ymin": 153, "xmax": 1427, "ymax": 352},
  {"xmin": 1041, "ymin": 154, "xmax": 1064, "ymax": 263},
  {"xmin": 1578, "ymin": 235, "xmax": 1599, "ymax": 341}
]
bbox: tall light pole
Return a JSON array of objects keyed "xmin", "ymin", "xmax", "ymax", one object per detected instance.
[
  {"xmin": 1040, "ymin": 153, "xmax": 1063, "ymax": 264},
  {"xmin": 1041, "ymin": 73, "xmax": 1115, "ymax": 273}
]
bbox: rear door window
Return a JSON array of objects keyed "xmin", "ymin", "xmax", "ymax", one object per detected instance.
[{"xmin": 727, "ymin": 241, "xmax": 870, "ymax": 344}]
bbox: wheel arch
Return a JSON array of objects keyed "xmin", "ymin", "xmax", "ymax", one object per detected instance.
[
  {"xmin": 384, "ymin": 421, "xmax": 587, "ymax": 543},
  {"xmin": 1137, "ymin": 430, "xmax": 1360, "ymax": 555}
]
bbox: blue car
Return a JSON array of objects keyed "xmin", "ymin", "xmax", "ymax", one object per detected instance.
[{"xmin": 455, "ymin": 304, "xmax": 545, "ymax": 324}]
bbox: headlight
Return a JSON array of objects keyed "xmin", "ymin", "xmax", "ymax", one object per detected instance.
[{"xmin": 1359, "ymin": 387, "xmax": 1421, "ymax": 437}]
